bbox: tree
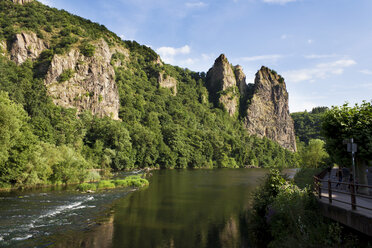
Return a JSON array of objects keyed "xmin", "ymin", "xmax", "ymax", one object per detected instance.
[
  {"xmin": 299, "ymin": 139, "xmax": 329, "ymax": 168},
  {"xmin": 322, "ymin": 102, "xmax": 372, "ymax": 190}
]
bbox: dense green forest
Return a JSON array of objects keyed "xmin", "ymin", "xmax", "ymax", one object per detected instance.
[
  {"xmin": 0, "ymin": 0, "xmax": 298, "ymax": 188},
  {"xmin": 291, "ymin": 106, "xmax": 328, "ymax": 144}
]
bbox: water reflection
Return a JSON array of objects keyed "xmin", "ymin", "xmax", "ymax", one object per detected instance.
[
  {"xmin": 52, "ymin": 169, "xmax": 266, "ymax": 248},
  {"xmin": 52, "ymin": 215, "xmax": 114, "ymax": 248}
]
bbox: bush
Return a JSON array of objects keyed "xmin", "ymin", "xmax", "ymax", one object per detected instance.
[
  {"xmin": 86, "ymin": 170, "xmax": 101, "ymax": 182},
  {"xmin": 58, "ymin": 69, "xmax": 75, "ymax": 83},
  {"xmin": 80, "ymin": 42, "xmax": 95, "ymax": 57},
  {"xmin": 113, "ymin": 179, "xmax": 129, "ymax": 187},
  {"xmin": 77, "ymin": 182, "xmax": 96, "ymax": 192},
  {"xmin": 248, "ymin": 169, "xmax": 364, "ymax": 248},
  {"xmin": 97, "ymin": 180, "xmax": 115, "ymax": 189},
  {"xmin": 294, "ymin": 167, "xmax": 323, "ymax": 189}
]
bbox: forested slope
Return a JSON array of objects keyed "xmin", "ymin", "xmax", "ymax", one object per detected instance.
[{"xmin": 0, "ymin": 0, "xmax": 297, "ymax": 188}]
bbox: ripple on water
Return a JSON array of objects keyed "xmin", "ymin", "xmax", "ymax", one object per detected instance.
[{"xmin": 12, "ymin": 234, "xmax": 32, "ymax": 241}]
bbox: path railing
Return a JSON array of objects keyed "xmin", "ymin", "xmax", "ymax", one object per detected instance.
[{"xmin": 314, "ymin": 171, "xmax": 372, "ymax": 212}]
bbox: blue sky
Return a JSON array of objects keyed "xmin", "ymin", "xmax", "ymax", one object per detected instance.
[{"xmin": 39, "ymin": 0, "xmax": 372, "ymax": 112}]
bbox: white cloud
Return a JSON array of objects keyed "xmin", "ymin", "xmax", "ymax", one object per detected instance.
[
  {"xmin": 360, "ymin": 69, "xmax": 372, "ymax": 75},
  {"xmin": 156, "ymin": 45, "xmax": 191, "ymax": 64},
  {"xmin": 185, "ymin": 2, "xmax": 207, "ymax": 8},
  {"xmin": 281, "ymin": 34, "xmax": 287, "ymax": 40},
  {"xmin": 307, "ymin": 39, "xmax": 313, "ymax": 44},
  {"xmin": 284, "ymin": 59, "xmax": 356, "ymax": 83},
  {"xmin": 304, "ymin": 54, "xmax": 338, "ymax": 59},
  {"xmin": 262, "ymin": 0, "xmax": 297, "ymax": 4},
  {"xmin": 239, "ymin": 54, "xmax": 283, "ymax": 62}
]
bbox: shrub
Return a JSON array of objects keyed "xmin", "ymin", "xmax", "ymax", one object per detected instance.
[
  {"xmin": 113, "ymin": 179, "xmax": 129, "ymax": 187},
  {"xmin": 58, "ymin": 69, "xmax": 75, "ymax": 83},
  {"xmin": 77, "ymin": 182, "xmax": 96, "ymax": 192},
  {"xmin": 86, "ymin": 170, "xmax": 101, "ymax": 182},
  {"xmin": 97, "ymin": 180, "xmax": 115, "ymax": 189},
  {"xmin": 80, "ymin": 42, "xmax": 96, "ymax": 57}
]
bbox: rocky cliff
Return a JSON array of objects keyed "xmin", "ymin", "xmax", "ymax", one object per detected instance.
[
  {"xmin": 158, "ymin": 72, "xmax": 177, "ymax": 96},
  {"xmin": 44, "ymin": 39, "xmax": 125, "ymax": 120},
  {"xmin": 244, "ymin": 66, "xmax": 296, "ymax": 152},
  {"xmin": 5, "ymin": 28, "xmax": 125, "ymax": 120},
  {"xmin": 206, "ymin": 55, "xmax": 296, "ymax": 152},
  {"xmin": 10, "ymin": 32, "xmax": 48, "ymax": 65},
  {"xmin": 206, "ymin": 54, "xmax": 241, "ymax": 116},
  {"xmin": 10, "ymin": 0, "xmax": 33, "ymax": 4}
]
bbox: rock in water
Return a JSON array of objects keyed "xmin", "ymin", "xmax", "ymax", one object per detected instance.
[{"xmin": 244, "ymin": 66, "xmax": 297, "ymax": 152}]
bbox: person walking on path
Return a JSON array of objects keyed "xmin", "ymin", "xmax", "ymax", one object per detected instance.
[{"xmin": 336, "ymin": 167, "xmax": 343, "ymax": 188}]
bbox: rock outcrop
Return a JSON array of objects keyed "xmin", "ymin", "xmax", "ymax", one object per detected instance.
[
  {"xmin": 206, "ymin": 54, "xmax": 242, "ymax": 116},
  {"xmin": 11, "ymin": 0, "xmax": 33, "ymax": 5},
  {"xmin": 206, "ymin": 55, "xmax": 297, "ymax": 151},
  {"xmin": 234, "ymin": 65, "xmax": 247, "ymax": 97},
  {"xmin": 44, "ymin": 39, "xmax": 126, "ymax": 120},
  {"xmin": 244, "ymin": 66, "xmax": 296, "ymax": 152},
  {"xmin": 10, "ymin": 32, "xmax": 48, "ymax": 65},
  {"xmin": 158, "ymin": 72, "xmax": 177, "ymax": 96},
  {"xmin": 0, "ymin": 40, "xmax": 6, "ymax": 56}
]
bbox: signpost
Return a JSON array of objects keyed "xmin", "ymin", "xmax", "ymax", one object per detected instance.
[{"xmin": 343, "ymin": 138, "xmax": 357, "ymax": 210}]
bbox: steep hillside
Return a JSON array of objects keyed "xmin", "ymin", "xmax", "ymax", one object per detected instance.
[{"xmin": 0, "ymin": 0, "xmax": 298, "ymax": 188}]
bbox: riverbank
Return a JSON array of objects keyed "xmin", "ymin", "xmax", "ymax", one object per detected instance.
[
  {"xmin": 248, "ymin": 169, "xmax": 371, "ymax": 247},
  {"xmin": 0, "ymin": 167, "xmax": 155, "ymax": 193}
]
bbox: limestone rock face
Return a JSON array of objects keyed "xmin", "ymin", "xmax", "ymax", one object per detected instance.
[
  {"xmin": 158, "ymin": 72, "xmax": 177, "ymax": 96},
  {"xmin": 244, "ymin": 66, "xmax": 297, "ymax": 152},
  {"xmin": 206, "ymin": 54, "xmax": 242, "ymax": 116},
  {"xmin": 234, "ymin": 65, "xmax": 247, "ymax": 96},
  {"xmin": 0, "ymin": 40, "xmax": 6, "ymax": 56},
  {"xmin": 10, "ymin": 32, "xmax": 48, "ymax": 65},
  {"xmin": 11, "ymin": 0, "xmax": 33, "ymax": 4},
  {"xmin": 44, "ymin": 39, "xmax": 126, "ymax": 120}
]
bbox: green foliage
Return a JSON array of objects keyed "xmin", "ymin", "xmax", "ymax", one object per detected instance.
[
  {"xmin": 50, "ymin": 145, "xmax": 90, "ymax": 184},
  {"xmin": 80, "ymin": 42, "xmax": 95, "ymax": 57},
  {"xmin": 0, "ymin": 0, "xmax": 299, "ymax": 189},
  {"xmin": 249, "ymin": 170, "xmax": 363, "ymax": 247},
  {"xmin": 322, "ymin": 101, "xmax": 372, "ymax": 166},
  {"xmin": 294, "ymin": 167, "xmax": 324, "ymax": 189},
  {"xmin": 297, "ymin": 139, "xmax": 329, "ymax": 168},
  {"xmin": 97, "ymin": 180, "xmax": 115, "ymax": 189},
  {"xmin": 77, "ymin": 182, "xmax": 97, "ymax": 192},
  {"xmin": 291, "ymin": 107, "xmax": 328, "ymax": 144},
  {"xmin": 58, "ymin": 69, "xmax": 75, "ymax": 83},
  {"xmin": 77, "ymin": 174, "xmax": 149, "ymax": 191}
]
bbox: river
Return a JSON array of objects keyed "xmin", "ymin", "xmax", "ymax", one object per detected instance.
[{"xmin": 0, "ymin": 168, "xmax": 297, "ymax": 248}]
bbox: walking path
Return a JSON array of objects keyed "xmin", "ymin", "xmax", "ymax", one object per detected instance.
[{"xmin": 318, "ymin": 168, "xmax": 372, "ymax": 218}]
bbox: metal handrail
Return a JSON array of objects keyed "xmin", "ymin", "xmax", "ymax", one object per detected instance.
[
  {"xmin": 314, "ymin": 174, "xmax": 372, "ymax": 211},
  {"xmin": 316, "ymin": 178, "xmax": 372, "ymax": 189}
]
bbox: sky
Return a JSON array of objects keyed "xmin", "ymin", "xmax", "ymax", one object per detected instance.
[{"xmin": 39, "ymin": 0, "xmax": 372, "ymax": 112}]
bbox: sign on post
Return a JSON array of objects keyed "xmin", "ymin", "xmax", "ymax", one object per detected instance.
[{"xmin": 347, "ymin": 143, "xmax": 357, "ymax": 153}]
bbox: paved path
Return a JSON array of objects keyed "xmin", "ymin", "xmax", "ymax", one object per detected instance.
[{"xmin": 318, "ymin": 168, "xmax": 372, "ymax": 218}]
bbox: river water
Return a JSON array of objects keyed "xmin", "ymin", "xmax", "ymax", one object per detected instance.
[{"xmin": 0, "ymin": 168, "xmax": 297, "ymax": 248}]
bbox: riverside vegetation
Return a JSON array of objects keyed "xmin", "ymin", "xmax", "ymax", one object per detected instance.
[
  {"xmin": 248, "ymin": 169, "xmax": 371, "ymax": 248},
  {"xmin": 249, "ymin": 102, "xmax": 372, "ymax": 247},
  {"xmin": 76, "ymin": 174, "xmax": 149, "ymax": 192},
  {"xmin": 0, "ymin": 0, "xmax": 299, "ymax": 189}
]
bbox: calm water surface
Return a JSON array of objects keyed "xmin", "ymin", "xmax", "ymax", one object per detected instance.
[{"xmin": 0, "ymin": 169, "xmax": 297, "ymax": 248}]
